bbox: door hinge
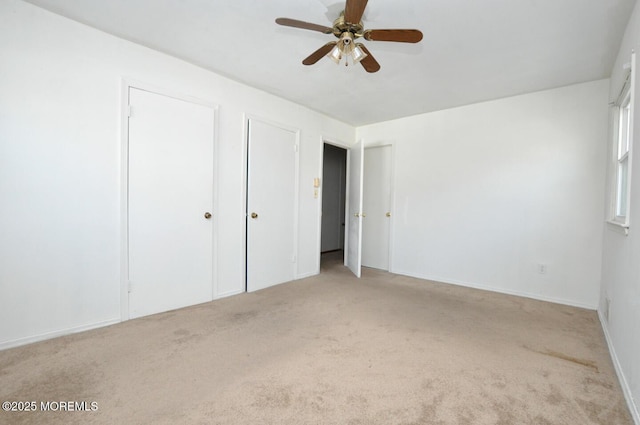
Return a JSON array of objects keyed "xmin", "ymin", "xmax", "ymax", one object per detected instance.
[
  {"xmin": 292, "ymin": 255, "xmax": 297, "ymax": 263},
  {"xmin": 127, "ymin": 105, "xmax": 133, "ymax": 118},
  {"xmin": 128, "ymin": 282, "xmax": 133, "ymax": 293},
  {"xmin": 294, "ymin": 144, "xmax": 299, "ymax": 152}
]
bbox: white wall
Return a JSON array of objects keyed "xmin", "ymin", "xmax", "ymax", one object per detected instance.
[
  {"xmin": 600, "ymin": 1, "xmax": 640, "ymax": 422},
  {"xmin": 357, "ymin": 80, "xmax": 610, "ymax": 309},
  {"xmin": 0, "ymin": 0, "xmax": 353, "ymax": 348}
]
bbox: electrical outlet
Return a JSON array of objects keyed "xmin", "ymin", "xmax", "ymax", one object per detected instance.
[{"xmin": 537, "ymin": 263, "xmax": 547, "ymax": 274}]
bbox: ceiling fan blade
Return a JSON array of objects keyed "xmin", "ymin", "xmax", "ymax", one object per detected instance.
[
  {"xmin": 364, "ymin": 29, "xmax": 423, "ymax": 43},
  {"xmin": 275, "ymin": 18, "xmax": 333, "ymax": 34},
  {"xmin": 303, "ymin": 42, "xmax": 338, "ymax": 65},
  {"xmin": 356, "ymin": 44, "xmax": 380, "ymax": 73},
  {"xmin": 344, "ymin": 0, "xmax": 368, "ymax": 24}
]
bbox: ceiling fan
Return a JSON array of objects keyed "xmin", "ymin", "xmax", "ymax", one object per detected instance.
[{"xmin": 276, "ymin": 0, "xmax": 423, "ymax": 73}]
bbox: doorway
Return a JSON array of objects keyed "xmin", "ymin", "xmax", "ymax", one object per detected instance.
[
  {"xmin": 320, "ymin": 143, "xmax": 347, "ymax": 270},
  {"xmin": 319, "ymin": 141, "xmax": 392, "ymax": 277}
]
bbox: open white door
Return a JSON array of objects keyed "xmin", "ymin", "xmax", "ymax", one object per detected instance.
[{"xmin": 346, "ymin": 140, "xmax": 364, "ymax": 277}]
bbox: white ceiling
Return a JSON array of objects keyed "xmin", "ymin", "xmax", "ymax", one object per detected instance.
[{"xmin": 24, "ymin": 0, "xmax": 636, "ymax": 126}]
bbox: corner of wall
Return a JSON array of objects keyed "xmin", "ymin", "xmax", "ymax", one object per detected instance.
[{"xmin": 597, "ymin": 310, "xmax": 640, "ymax": 425}]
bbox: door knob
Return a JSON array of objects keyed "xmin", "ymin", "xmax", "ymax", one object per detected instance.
[
  {"xmin": 386, "ymin": 212, "xmax": 391, "ymax": 217},
  {"xmin": 251, "ymin": 212, "xmax": 258, "ymax": 219},
  {"xmin": 204, "ymin": 212, "xmax": 212, "ymax": 219}
]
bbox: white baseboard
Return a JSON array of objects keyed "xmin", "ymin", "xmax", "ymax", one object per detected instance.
[
  {"xmin": 390, "ymin": 269, "xmax": 597, "ymax": 310},
  {"xmin": 216, "ymin": 289, "xmax": 244, "ymax": 299},
  {"xmin": 598, "ymin": 310, "xmax": 640, "ymax": 425},
  {"xmin": 2, "ymin": 288, "xmax": 246, "ymax": 351},
  {"xmin": 296, "ymin": 270, "xmax": 318, "ymax": 280},
  {"xmin": 0, "ymin": 318, "xmax": 120, "ymax": 351}
]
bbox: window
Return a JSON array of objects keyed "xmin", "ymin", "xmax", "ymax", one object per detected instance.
[
  {"xmin": 611, "ymin": 55, "xmax": 634, "ymax": 229},
  {"xmin": 615, "ymin": 89, "xmax": 631, "ymax": 222}
]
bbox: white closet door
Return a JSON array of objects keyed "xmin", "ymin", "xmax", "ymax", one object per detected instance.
[
  {"xmin": 128, "ymin": 87, "xmax": 215, "ymax": 319},
  {"xmin": 246, "ymin": 118, "xmax": 298, "ymax": 292},
  {"xmin": 362, "ymin": 145, "xmax": 392, "ymax": 270}
]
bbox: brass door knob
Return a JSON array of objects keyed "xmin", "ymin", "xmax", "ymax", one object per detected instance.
[
  {"xmin": 386, "ymin": 212, "xmax": 391, "ymax": 217},
  {"xmin": 251, "ymin": 212, "xmax": 258, "ymax": 219},
  {"xmin": 204, "ymin": 212, "xmax": 212, "ymax": 219}
]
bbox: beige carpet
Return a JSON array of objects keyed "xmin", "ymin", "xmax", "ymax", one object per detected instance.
[{"xmin": 0, "ymin": 252, "xmax": 633, "ymax": 425}]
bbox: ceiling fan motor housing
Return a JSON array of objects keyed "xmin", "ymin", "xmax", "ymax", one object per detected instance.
[{"xmin": 332, "ymin": 12, "xmax": 364, "ymax": 39}]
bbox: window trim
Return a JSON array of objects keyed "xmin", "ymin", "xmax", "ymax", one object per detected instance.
[{"xmin": 614, "ymin": 89, "xmax": 631, "ymax": 221}]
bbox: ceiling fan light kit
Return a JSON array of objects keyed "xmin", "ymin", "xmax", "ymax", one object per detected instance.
[
  {"xmin": 327, "ymin": 31, "xmax": 368, "ymax": 66},
  {"xmin": 351, "ymin": 44, "xmax": 368, "ymax": 63},
  {"xmin": 327, "ymin": 44, "xmax": 343, "ymax": 64},
  {"xmin": 276, "ymin": 0, "xmax": 422, "ymax": 73}
]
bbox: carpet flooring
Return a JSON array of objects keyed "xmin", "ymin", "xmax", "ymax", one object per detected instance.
[{"xmin": 0, "ymin": 251, "xmax": 633, "ymax": 424}]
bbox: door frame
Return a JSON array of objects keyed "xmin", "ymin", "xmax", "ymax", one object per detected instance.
[
  {"xmin": 119, "ymin": 79, "xmax": 219, "ymax": 321},
  {"xmin": 242, "ymin": 114, "xmax": 301, "ymax": 291},
  {"xmin": 316, "ymin": 138, "xmax": 353, "ymax": 274}
]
